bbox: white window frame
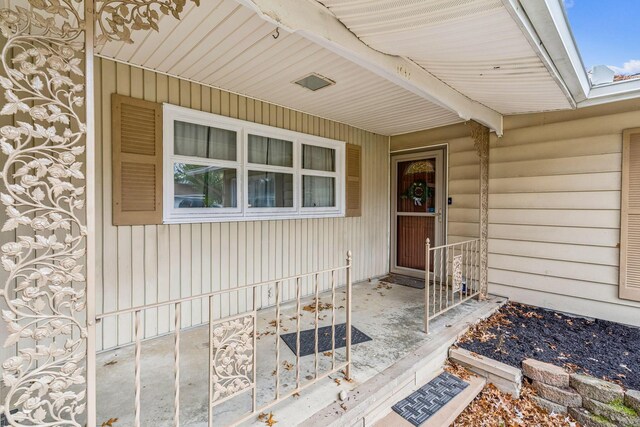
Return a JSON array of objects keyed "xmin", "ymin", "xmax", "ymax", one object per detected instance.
[{"xmin": 163, "ymin": 103, "xmax": 345, "ymax": 223}]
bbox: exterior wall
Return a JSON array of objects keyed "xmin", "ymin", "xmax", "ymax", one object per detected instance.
[
  {"xmin": 94, "ymin": 58, "xmax": 390, "ymax": 351},
  {"xmin": 391, "ymin": 100, "xmax": 640, "ymax": 327}
]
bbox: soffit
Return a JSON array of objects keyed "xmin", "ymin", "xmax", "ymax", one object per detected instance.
[
  {"xmin": 96, "ymin": 0, "xmax": 462, "ymax": 135},
  {"xmin": 319, "ymin": 0, "xmax": 573, "ymax": 114}
]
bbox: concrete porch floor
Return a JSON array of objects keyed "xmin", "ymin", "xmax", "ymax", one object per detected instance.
[{"xmin": 96, "ymin": 278, "xmax": 496, "ymax": 426}]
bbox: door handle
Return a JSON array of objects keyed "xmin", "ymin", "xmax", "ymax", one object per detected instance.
[{"xmin": 435, "ymin": 208, "xmax": 442, "ymax": 223}]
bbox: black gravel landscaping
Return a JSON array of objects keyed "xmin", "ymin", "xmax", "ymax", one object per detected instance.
[{"xmin": 457, "ymin": 302, "xmax": 640, "ymax": 390}]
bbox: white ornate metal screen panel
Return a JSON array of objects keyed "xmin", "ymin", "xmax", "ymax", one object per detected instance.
[
  {"xmin": 0, "ymin": 1, "xmax": 91, "ymax": 425},
  {"xmin": 209, "ymin": 313, "xmax": 256, "ymax": 408},
  {"xmin": 0, "ymin": 0, "xmax": 203, "ymax": 424}
]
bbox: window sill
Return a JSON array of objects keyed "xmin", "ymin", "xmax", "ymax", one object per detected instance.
[{"xmin": 163, "ymin": 211, "xmax": 345, "ymax": 224}]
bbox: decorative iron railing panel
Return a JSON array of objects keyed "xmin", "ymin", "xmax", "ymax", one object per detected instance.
[
  {"xmin": 95, "ymin": 252, "xmax": 352, "ymax": 427},
  {"xmin": 424, "ymin": 239, "xmax": 480, "ymax": 333}
]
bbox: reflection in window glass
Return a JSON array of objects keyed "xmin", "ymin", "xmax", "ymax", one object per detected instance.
[
  {"xmin": 303, "ymin": 176, "xmax": 335, "ymax": 207},
  {"xmin": 248, "ymin": 135, "xmax": 293, "ymax": 167},
  {"xmin": 247, "ymin": 171, "xmax": 294, "ymax": 208},
  {"xmin": 174, "ymin": 121, "xmax": 236, "ymax": 161},
  {"xmin": 173, "ymin": 163, "xmax": 237, "ymax": 208},
  {"xmin": 302, "ymin": 144, "xmax": 335, "ymax": 171}
]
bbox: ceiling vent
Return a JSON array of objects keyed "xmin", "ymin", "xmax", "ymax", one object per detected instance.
[{"xmin": 294, "ymin": 73, "xmax": 335, "ymax": 91}]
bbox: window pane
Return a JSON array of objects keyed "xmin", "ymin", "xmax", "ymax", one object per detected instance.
[
  {"xmin": 174, "ymin": 120, "xmax": 236, "ymax": 161},
  {"xmin": 247, "ymin": 171, "xmax": 294, "ymax": 208},
  {"xmin": 174, "ymin": 163, "xmax": 237, "ymax": 208},
  {"xmin": 248, "ymin": 135, "xmax": 293, "ymax": 167},
  {"xmin": 303, "ymin": 176, "xmax": 335, "ymax": 208},
  {"xmin": 302, "ymin": 144, "xmax": 335, "ymax": 171}
]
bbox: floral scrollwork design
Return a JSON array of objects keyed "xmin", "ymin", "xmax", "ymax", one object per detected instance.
[
  {"xmin": 0, "ymin": 0, "xmax": 88, "ymax": 425},
  {"xmin": 210, "ymin": 315, "xmax": 254, "ymax": 403},
  {"xmin": 452, "ymin": 254, "xmax": 463, "ymax": 292},
  {"xmin": 94, "ymin": 0, "xmax": 200, "ymax": 47}
]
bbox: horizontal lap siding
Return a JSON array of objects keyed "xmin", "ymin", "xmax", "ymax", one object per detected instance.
[
  {"xmin": 95, "ymin": 59, "xmax": 389, "ymax": 351},
  {"xmin": 489, "ymin": 110, "xmax": 640, "ymax": 326}
]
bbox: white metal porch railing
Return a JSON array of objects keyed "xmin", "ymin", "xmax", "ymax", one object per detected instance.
[
  {"xmin": 424, "ymin": 239, "xmax": 480, "ymax": 333},
  {"xmin": 94, "ymin": 252, "xmax": 353, "ymax": 427}
]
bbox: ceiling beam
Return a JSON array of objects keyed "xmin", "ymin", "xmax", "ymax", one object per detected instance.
[{"xmin": 236, "ymin": 0, "xmax": 504, "ymax": 136}]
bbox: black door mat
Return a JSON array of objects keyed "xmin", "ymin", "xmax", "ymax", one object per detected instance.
[
  {"xmin": 392, "ymin": 372, "xmax": 468, "ymax": 426},
  {"xmin": 280, "ymin": 323, "xmax": 372, "ymax": 357},
  {"xmin": 380, "ymin": 274, "xmax": 425, "ymax": 289},
  {"xmin": 1, "ymin": 410, "xmax": 17, "ymax": 427}
]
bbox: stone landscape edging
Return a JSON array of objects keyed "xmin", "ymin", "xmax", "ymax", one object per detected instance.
[{"xmin": 521, "ymin": 359, "xmax": 640, "ymax": 427}]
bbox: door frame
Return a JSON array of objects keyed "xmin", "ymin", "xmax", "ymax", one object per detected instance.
[{"xmin": 390, "ymin": 146, "xmax": 448, "ymax": 277}]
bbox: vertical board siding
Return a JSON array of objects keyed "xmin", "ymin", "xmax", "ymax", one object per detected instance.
[
  {"xmin": 390, "ymin": 109, "xmax": 640, "ymax": 327},
  {"xmin": 95, "ymin": 58, "xmax": 390, "ymax": 350}
]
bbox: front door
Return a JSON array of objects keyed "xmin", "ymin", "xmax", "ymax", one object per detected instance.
[{"xmin": 391, "ymin": 149, "xmax": 445, "ymax": 277}]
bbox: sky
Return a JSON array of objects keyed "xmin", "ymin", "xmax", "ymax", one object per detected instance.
[{"xmin": 564, "ymin": 0, "xmax": 640, "ymax": 75}]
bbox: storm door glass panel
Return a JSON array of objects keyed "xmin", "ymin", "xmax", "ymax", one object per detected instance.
[
  {"xmin": 174, "ymin": 120, "xmax": 237, "ymax": 161},
  {"xmin": 173, "ymin": 163, "xmax": 237, "ymax": 208},
  {"xmin": 397, "ymin": 159, "xmax": 436, "ymax": 213},
  {"xmin": 302, "ymin": 144, "xmax": 335, "ymax": 171},
  {"xmin": 396, "ymin": 158, "xmax": 437, "ymax": 270},
  {"xmin": 247, "ymin": 171, "xmax": 294, "ymax": 208},
  {"xmin": 303, "ymin": 176, "xmax": 335, "ymax": 207},
  {"xmin": 248, "ymin": 134, "xmax": 293, "ymax": 167}
]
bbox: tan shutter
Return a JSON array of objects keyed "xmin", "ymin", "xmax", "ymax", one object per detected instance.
[
  {"xmin": 345, "ymin": 143, "xmax": 362, "ymax": 217},
  {"xmin": 112, "ymin": 94, "xmax": 163, "ymax": 225},
  {"xmin": 620, "ymin": 128, "xmax": 640, "ymax": 301}
]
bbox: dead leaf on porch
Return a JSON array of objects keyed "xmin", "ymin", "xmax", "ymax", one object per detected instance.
[
  {"xmin": 265, "ymin": 412, "xmax": 278, "ymax": 426},
  {"xmin": 269, "ymin": 319, "xmax": 284, "ymax": 328},
  {"xmin": 101, "ymin": 418, "xmax": 118, "ymax": 427},
  {"xmin": 339, "ymin": 370, "xmax": 354, "ymax": 383},
  {"xmin": 323, "ymin": 351, "xmax": 333, "ymax": 357},
  {"xmin": 302, "ymin": 299, "xmax": 333, "ymax": 313},
  {"xmin": 334, "ymin": 378, "xmax": 341, "ymax": 385},
  {"xmin": 293, "ymin": 392, "xmax": 300, "ymax": 398},
  {"xmin": 283, "ymin": 361, "xmax": 294, "ymax": 371},
  {"xmin": 257, "ymin": 413, "xmax": 268, "ymax": 422}
]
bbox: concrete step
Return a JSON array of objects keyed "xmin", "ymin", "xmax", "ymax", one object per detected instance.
[
  {"xmin": 449, "ymin": 347, "xmax": 522, "ymax": 398},
  {"xmin": 373, "ymin": 374, "xmax": 486, "ymax": 427},
  {"xmin": 300, "ymin": 296, "xmax": 506, "ymax": 427}
]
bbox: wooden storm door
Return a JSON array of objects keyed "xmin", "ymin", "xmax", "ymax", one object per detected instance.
[{"xmin": 391, "ymin": 150, "xmax": 445, "ymax": 277}]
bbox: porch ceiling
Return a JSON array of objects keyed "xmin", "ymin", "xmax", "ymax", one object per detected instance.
[
  {"xmin": 318, "ymin": 0, "xmax": 574, "ymax": 115},
  {"xmin": 96, "ymin": 0, "xmax": 462, "ymax": 136}
]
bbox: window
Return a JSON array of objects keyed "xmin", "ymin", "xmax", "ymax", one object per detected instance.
[{"xmin": 163, "ymin": 104, "xmax": 344, "ymax": 222}]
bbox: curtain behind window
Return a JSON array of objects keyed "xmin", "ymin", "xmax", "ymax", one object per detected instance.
[
  {"xmin": 174, "ymin": 120, "xmax": 236, "ymax": 161},
  {"xmin": 248, "ymin": 135, "xmax": 292, "ymax": 167},
  {"xmin": 303, "ymin": 144, "xmax": 335, "ymax": 171}
]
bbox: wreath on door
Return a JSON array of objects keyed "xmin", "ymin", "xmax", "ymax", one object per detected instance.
[{"xmin": 402, "ymin": 180, "xmax": 431, "ymax": 206}]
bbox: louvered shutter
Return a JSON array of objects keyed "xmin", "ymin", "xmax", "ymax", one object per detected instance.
[
  {"xmin": 112, "ymin": 94, "xmax": 163, "ymax": 225},
  {"xmin": 345, "ymin": 144, "xmax": 361, "ymax": 217},
  {"xmin": 620, "ymin": 128, "xmax": 640, "ymax": 301}
]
